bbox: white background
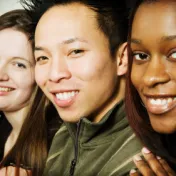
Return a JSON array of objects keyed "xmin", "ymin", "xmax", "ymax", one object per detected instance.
[{"xmin": 0, "ymin": 0, "xmax": 23, "ymax": 15}]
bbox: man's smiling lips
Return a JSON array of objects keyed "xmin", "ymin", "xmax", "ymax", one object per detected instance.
[
  {"xmin": 143, "ymin": 94, "xmax": 176, "ymax": 114},
  {"xmin": 50, "ymin": 89, "xmax": 79, "ymax": 108}
]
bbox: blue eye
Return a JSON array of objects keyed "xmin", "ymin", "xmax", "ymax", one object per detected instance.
[
  {"xmin": 12, "ymin": 62, "xmax": 26, "ymax": 69},
  {"xmin": 17, "ymin": 63, "xmax": 26, "ymax": 68}
]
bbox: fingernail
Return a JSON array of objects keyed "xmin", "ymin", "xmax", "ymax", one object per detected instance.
[
  {"xmin": 142, "ymin": 147, "xmax": 151, "ymax": 154},
  {"xmin": 133, "ymin": 155, "xmax": 142, "ymax": 161},
  {"xmin": 156, "ymin": 156, "xmax": 161, "ymax": 160},
  {"xmin": 130, "ymin": 169, "xmax": 137, "ymax": 174}
]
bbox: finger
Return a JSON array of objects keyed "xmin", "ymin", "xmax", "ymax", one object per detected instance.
[
  {"xmin": 0, "ymin": 168, "xmax": 7, "ymax": 176},
  {"xmin": 133, "ymin": 154, "xmax": 156, "ymax": 176},
  {"xmin": 130, "ymin": 169, "xmax": 141, "ymax": 176},
  {"xmin": 142, "ymin": 147, "xmax": 169, "ymax": 176},
  {"xmin": 157, "ymin": 157, "xmax": 176, "ymax": 176},
  {"xmin": 19, "ymin": 168, "xmax": 32, "ymax": 176}
]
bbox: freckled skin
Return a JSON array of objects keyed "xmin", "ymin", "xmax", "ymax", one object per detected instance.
[
  {"xmin": 35, "ymin": 3, "xmax": 125, "ymax": 123},
  {"xmin": 131, "ymin": 1, "xmax": 176, "ymax": 133}
]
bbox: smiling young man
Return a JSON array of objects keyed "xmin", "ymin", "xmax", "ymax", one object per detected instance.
[{"xmin": 21, "ymin": 0, "xmax": 142, "ymax": 175}]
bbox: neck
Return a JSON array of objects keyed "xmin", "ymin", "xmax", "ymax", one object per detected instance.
[{"xmin": 93, "ymin": 77, "xmax": 126, "ymax": 123}]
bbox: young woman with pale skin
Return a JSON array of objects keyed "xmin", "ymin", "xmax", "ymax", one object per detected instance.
[
  {"xmin": 126, "ymin": 0, "xmax": 176, "ymax": 175},
  {"xmin": 0, "ymin": 9, "xmax": 59, "ymax": 176}
]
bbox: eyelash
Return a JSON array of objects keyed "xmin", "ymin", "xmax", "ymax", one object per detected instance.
[
  {"xmin": 132, "ymin": 50, "xmax": 176, "ymax": 62},
  {"xmin": 35, "ymin": 49, "xmax": 85, "ymax": 63},
  {"xmin": 36, "ymin": 56, "xmax": 48, "ymax": 62},
  {"xmin": 69, "ymin": 49, "xmax": 84, "ymax": 56},
  {"xmin": 168, "ymin": 50, "xmax": 176, "ymax": 60},
  {"xmin": 132, "ymin": 52, "xmax": 149, "ymax": 61},
  {"xmin": 12, "ymin": 62, "xmax": 27, "ymax": 69}
]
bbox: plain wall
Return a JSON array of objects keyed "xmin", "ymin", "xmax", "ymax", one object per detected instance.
[{"xmin": 0, "ymin": 0, "xmax": 23, "ymax": 15}]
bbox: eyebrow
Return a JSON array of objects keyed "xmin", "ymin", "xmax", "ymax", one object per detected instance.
[
  {"xmin": 130, "ymin": 38, "xmax": 142, "ymax": 45},
  {"xmin": 12, "ymin": 57, "xmax": 33, "ymax": 65},
  {"xmin": 131, "ymin": 35, "xmax": 176, "ymax": 45},
  {"xmin": 35, "ymin": 37, "xmax": 88, "ymax": 52},
  {"xmin": 161, "ymin": 35, "xmax": 176, "ymax": 42}
]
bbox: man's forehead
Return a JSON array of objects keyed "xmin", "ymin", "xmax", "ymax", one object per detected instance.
[
  {"xmin": 35, "ymin": 3, "xmax": 99, "ymax": 43},
  {"xmin": 36, "ymin": 2, "xmax": 97, "ymax": 26}
]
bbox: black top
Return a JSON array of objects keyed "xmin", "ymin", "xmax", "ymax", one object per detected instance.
[{"xmin": 0, "ymin": 113, "xmax": 12, "ymax": 161}]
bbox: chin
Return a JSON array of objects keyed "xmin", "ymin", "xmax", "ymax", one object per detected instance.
[{"xmin": 59, "ymin": 113, "xmax": 81, "ymax": 123}]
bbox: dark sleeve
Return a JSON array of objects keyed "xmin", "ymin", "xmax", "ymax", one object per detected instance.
[{"xmin": 0, "ymin": 113, "xmax": 12, "ymax": 161}]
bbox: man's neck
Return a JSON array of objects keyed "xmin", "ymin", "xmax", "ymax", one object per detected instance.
[{"xmin": 93, "ymin": 77, "xmax": 126, "ymax": 123}]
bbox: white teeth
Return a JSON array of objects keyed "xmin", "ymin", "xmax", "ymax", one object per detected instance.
[
  {"xmin": 156, "ymin": 99, "xmax": 161, "ymax": 105},
  {"xmin": 168, "ymin": 98, "xmax": 172, "ymax": 103},
  {"xmin": 149, "ymin": 97, "xmax": 176, "ymax": 106},
  {"xmin": 0, "ymin": 87, "xmax": 13, "ymax": 92},
  {"xmin": 56, "ymin": 91, "xmax": 78, "ymax": 100},
  {"xmin": 151, "ymin": 99, "xmax": 155, "ymax": 104},
  {"xmin": 162, "ymin": 99, "xmax": 166, "ymax": 105}
]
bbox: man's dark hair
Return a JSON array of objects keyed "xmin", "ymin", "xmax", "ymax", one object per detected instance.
[{"xmin": 21, "ymin": 0, "xmax": 128, "ymax": 57}]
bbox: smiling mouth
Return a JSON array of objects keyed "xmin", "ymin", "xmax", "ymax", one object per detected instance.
[
  {"xmin": 55, "ymin": 91, "xmax": 79, "ymax": 101},
  {"xmin": 145, "ymin": 96, "xmax": 176, "ymax": 114},
  {"xmin": 53, "ymin": 90, "xmax": 79, "ymax": 108},
  {"xmin": 0, "ymin": 87, "xmax": 14, "ymax": 92},
  {"xmin": 148, "ymin": 97, "xmax": 176, "ymax": 106}
]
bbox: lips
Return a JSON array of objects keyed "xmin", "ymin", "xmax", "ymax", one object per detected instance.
[
  {"xmin": 144, "ymin": 96, "xmax": 176, "ymax": 114},
  {"xmin": 52, "ymin": 90, "xmax": 79, "ymax": 108},
  {"xmin": 0, "ymin": 86, "xmax": 15, "ymax": 96},
  {"xmin": 0, "ymin": 87, "xmax": 15, "ymax": 92}
]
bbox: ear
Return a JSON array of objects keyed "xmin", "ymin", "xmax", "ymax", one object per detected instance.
[{"xmin": 116, "ymin": 42, "xmax": 128, "ymax": 76}]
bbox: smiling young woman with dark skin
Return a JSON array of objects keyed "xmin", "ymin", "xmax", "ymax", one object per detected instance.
[{"xmin": 126, "ymin": 0, "xmax": 176, "ymax": 175}]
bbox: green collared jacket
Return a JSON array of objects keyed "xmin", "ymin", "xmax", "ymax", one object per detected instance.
[{"xmin": 44, "ymin": 101, "xmax": 142, "ymax": 176}]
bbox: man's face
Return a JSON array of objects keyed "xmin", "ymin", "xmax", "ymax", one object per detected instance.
[{"xmin": 35, "ymin": 3, "xmax": 121, "ymax": 122}]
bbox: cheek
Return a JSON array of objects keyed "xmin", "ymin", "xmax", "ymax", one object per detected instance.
[
  {"xmin": 10, "ymin": 70, "xmax": 35, "ymax": 88},
  {"xmin": 20, "ymin": 77, "xmax": 35, "ymax": 91},
  {"xmin": 70, "ymin": 54, "xmax": 113, "ymax": 81},
  {"xmin": 35, "ymin": 65, "xmax": 47, "ymax": 87},
  {"xmin": 168, "ymin": 64, "xmax": 176, "ymax": 79},
  {"xmin": 131, "ymin": 65, "xmax": 141, "ymax": 89}
]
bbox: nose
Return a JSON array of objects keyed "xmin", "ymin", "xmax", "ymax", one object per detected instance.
[
  {"xmin": 142, "ymin": 56, "xmax": 170, "ymax": 87},
  {"xmin": 0, "ymin": 66, "xmax": 9, "ymax": 81},
  {"xmin": 48, "ymin": 57, "xmax": 71, "ymax": 82}
]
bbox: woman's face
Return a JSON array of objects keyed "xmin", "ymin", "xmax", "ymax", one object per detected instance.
[
  {"xmin": 0, "ymin": 28, "xmax": 35, "ymax": 112},
  {"xmin": 130, "ymin": 1, "xmax": 176, "ymax": 133}
]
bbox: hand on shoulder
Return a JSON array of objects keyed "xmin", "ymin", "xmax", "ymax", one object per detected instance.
[
  {"xmin": 0, "ymin": 166, "xmax": 32, "ymax": 176},
  {"xmin": 130, "ymin": 147, "xmax": 176, "ymax": 176}
]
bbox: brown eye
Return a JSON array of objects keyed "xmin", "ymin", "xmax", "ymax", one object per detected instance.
[
  {"xmin": 133, "ymin": 53, "xmax": 148, "ymax": 61},
  {"xmin": 69, "ymin": 49, "xmax": 85, "ymax": 58},
  {"xmin": 169, "ymin": 52, "xmax": 176, "ymax": 60},
  {"xmin": 36, "ymin": 56, "xmax": 48, "ymax": 62},
  {"xmin": 71, "ymin": 49, "xmax": 84, "ymax": 55}
]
